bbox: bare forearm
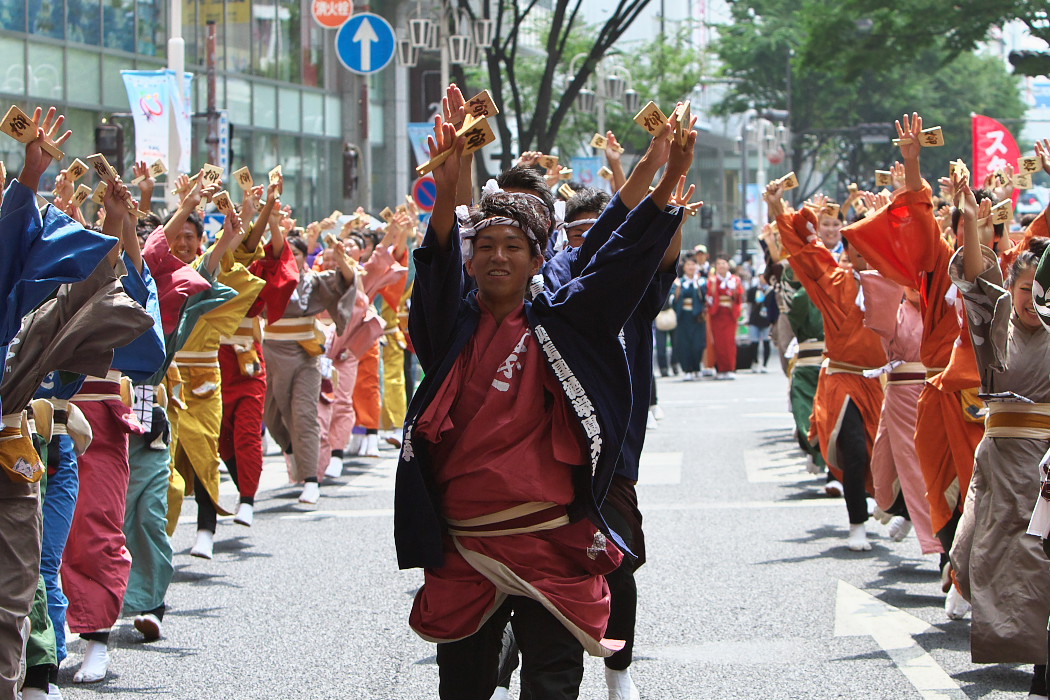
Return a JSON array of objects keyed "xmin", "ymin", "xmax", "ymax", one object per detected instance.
[
  {"xmin": 904, "ymin": 154, "xmax": 923, "ymax": 192},
  {"xmin": 456, "ymin": 153, "xmax": 474, "ymax": 206},
  {"xmin": 660, "ymin": 222, "xmax": 684, "ymax": 272},
  {"xmin": 961, "ymin": 212, "xmax": 982, "ymax": 282}
]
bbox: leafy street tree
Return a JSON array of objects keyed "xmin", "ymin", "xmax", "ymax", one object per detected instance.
[
  {"xmin": 452, "ymin": 0, "xmax": 653, "ymax": 173},
  {"xmin": 712, "ymin": 0, "xmax": 1027, "ymax": 200}
]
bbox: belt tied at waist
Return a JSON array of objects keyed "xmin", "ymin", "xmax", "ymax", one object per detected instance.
[
  {"xmin": 887, "ymin": 361, "xmax": 927, "ymax": 384},
  {"xmin": 985, "ymin": 402, "xmax": 1050, "ymax": 439},
  {"xmin": 264, "ymin": 316, "xmax": 320, "ymax": 342},
  {"xmin": 822, "ymin": 358, "xmax": 882, "ymax": 376},
  {"xmin": 446, "ymin": 502, "xmax": 570, "ymax": 537},
  {"xmin": 220, "ymin": 317, "xmax": 260, "ymax": 346},
  {"xmin": 174, "ymin": 350, "xmax": 220, "ymax": 367},
  {"xmin": 74, "ymin": 374, "xmax": 122, "ymax": 401},
  {"xmin": 925, "ymin": 367, "xmax": 948, "ymax": 380}
]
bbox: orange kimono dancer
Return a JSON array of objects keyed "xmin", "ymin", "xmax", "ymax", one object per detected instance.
[
  {"xmin": 844, "ymin": 185, "xmax": 983, "ymax": 543},
  {"xmin": 776, "ymin": 209, "xmax": 886, "ymax": 487}
]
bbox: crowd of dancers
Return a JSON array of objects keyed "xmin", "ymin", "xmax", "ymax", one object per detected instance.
[{"xmin": 3, "ymin": 89, "xmax": 1050, "ymax": 700}]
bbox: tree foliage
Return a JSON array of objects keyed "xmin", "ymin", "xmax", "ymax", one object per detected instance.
[
  {"xmin": 712, "ymin": 0, "xmax": 1028, "ymax": 200},
  {"xmin": 452, "ymin": 0, "xmax": 652, "ymax": 173},
  {"xmin": 798, "ymin": 0, "xmax": 1050, "ymax": 80}
]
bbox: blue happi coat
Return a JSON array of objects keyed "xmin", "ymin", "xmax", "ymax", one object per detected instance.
[
  {"xmin": 395, "ymin": 196, "xmax": 683, "ymax": 569},
  {"xmin": 1, "ymin": 179, "xmax": 116, "ymax": 415},
  {"xmin": 544, "ymin": 193, "xmax": 676, "ymax": 481}
]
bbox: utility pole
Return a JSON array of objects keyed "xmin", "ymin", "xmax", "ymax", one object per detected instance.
[{"xmin": 206, "ymin": 21, "xmax": 219, "ymax": 166}]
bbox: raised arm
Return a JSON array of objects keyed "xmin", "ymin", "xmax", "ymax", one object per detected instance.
[
  {"xmin": 163, "ymin": 169, "xmax": 207, "ymax": 248},
  {"xmin": 605, "ymin": 132, "xmax": 627, "ymax": 193},
  {"xmin": 895, "ymin": 112, "xmax": 924, "ymax": 193},
  {"xmin": 132, "ymin": 160, "xmax": 155, "ymax": 214},
  {"xmin": 426, "ymin": 115, "xmax": 465, "ymax": 251},
  {"xmin": 245, "ymin": 176, "xmax": 281, "ymax": 251},
  {"xmin": 206, "ymin": 208, "xmax": 246, "ymax": 275},
  {"xmin": 17, "ymin": 107, "xmax": 72, "ymax": 193},
  {"xmin": 955, "ymin": 171, "xmax": 988, "ymax": 283},
  {"xmin": 443, "ymin": 84, "xmax": 475, "ymax": 207}
]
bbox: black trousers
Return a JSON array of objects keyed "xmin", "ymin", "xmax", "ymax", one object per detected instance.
[
  {"xmin": 836, "ymin": 401, "xmax": 871, "ymax": 525},
  {"xmin": 437, "ymin": 596, "xmax": 584, "ymax": 700}
]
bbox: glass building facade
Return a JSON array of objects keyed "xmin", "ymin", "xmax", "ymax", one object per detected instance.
[{"xmin": 0, "ymin": 0, "xmax": 354, "ymax": 219}]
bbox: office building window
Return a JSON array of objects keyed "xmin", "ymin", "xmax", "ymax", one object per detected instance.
[
  {"xmin": 278, "ymin": 87, "xmax": 300, "ymax": 132},
  {"xmin": 67, "ymin": 0, "xmax": 102, "ymax": 45},
  {"xmin": 0, "ymin": 0, "xmax": 26, "ymax": 32},
  {"xmin": 103, "ymin": 0, "xmax": 135, "ymax": 52},
  {"xmin": 136, "ymin": 0, "xmax": 166, "ymax": 57},
  {"xmin": 27, "ymin": 43, "xmax": 64, "ymax": 100},
  {"xmin": 275, "ymin": 0, "xmax": 300, "ymax": 83},
  {"xmin": 0, "ymin": 36, "xmax": 26, "ymax": 95},
  {"xmin": 302, "ymin": 91, "xmax": 323, "ymax": 135},
  {"xmin": 67, "ymin": 48, "xmax": 102, "ymax": 105},
  {"xmin": 253, "ymin": 82, "xmax": 276, "ymax": 129}
]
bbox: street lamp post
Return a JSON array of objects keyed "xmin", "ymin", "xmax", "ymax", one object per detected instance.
[
  {"xmin": 566, "ymin": 54, "xmax": 635, "ymax": 138},
  {"xmin": 398, "ymin": 0, "xmax": 490, "ymax": 85}
]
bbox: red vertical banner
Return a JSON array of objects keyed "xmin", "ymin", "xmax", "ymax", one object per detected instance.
[{"xmin": 972, "ymin": 114, "xmax": 1021, "ymax": 205}]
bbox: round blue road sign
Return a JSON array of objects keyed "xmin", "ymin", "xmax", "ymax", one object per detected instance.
[
  {"xmin": 412, "ymin": 176, "xmax": 437, "ymax": 212},
  {"xmin": 336, "ymin": 13, "xmax": 396, "ymax": 75}
]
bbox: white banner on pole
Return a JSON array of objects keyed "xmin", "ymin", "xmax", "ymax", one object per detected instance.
[{"xmin": 121, "ymin": 69, "xmax": 194, "ymax": 174}]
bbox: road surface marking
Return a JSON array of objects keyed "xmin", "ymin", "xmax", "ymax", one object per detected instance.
[
  {"xmin": 834, "ymin": 580, "xmax": 965, "ymax": 699},
  {"xmin": 638, "ymin": 451, "xmax": 683, "ymax": 485},
  {"xmin": 744, "ymin": 446, "xmax": 811, "ymax": 483}
]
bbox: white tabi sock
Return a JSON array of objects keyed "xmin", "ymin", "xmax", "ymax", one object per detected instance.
[
  {"xmin": 605, "ymin": 667, "xmax": 641, "ymax": 700},
  {"xmin": 847, "ymin": 523, "xmax": 871, "ymax": 551},
  {"xmin": 73, "ymin": 639, "xmax": 110, "ymax": 683}
]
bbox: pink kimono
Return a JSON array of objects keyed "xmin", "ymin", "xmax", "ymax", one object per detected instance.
[
  {"xmin": 316, "ymin": 245, "xmax": 406, "ymax": 477},
  {"xmin": 860, "ymin": 271, "xmax": 942, "ymax": 554}
]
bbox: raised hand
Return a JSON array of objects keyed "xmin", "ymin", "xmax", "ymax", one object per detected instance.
[
  {"xmin": 806, "ymin": 192, "xmax": 829, "ymax": 212},
  {"xmin": 652, "ymin": 110, "xmax": 697, "ymax": 209},
  {"xmin": 605, "ymin": 132, "xmax": 623, "ymax": 165},
  {"xmin": 241, "ymin": 184, "xmax": 263, "ymax": 221},
  {"xmin": 516, "ymin": 151, "xmax": 541, "ymax": 168},
  {"xmin": 427, "ymin": 115, "xmax": 463, "ymax": 198},
  {"xmin": 669, "ymin": 176, "xmax": 697, "ymax": 209},
  {"xmin": 19, "ymin": 106, "xmax": 72, "ymax": 191},
  {"xmin": 894, "ymin": 112, "xmax": 923, "ymax": 162},
  {"xmin": 890, "ymin": 161, "xmax": 906, "ymax": 190},
  {"xmin": 442, "ymin": 83, "xmax": 467, "ymax": 125},
  {"xmin": 992, "ymin": 163, "xmax": 1015, "ymax": 203},
  {"xmin": 1036, "ymin": 139, "xmax": 1050, "ymax": 176},
  {"xmin": 52, "ymin": 168, "xmax": 73, "ymax": 201}
]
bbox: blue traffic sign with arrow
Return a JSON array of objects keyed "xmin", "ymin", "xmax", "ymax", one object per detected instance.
[{"xmin": 336, "ymin": 13, "xmax": 396, "ymax": 75}]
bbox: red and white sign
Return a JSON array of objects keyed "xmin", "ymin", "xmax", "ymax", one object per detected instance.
[
  {"xmin": 972, "ymin": 114, "xmax": 1021, "ymax": 206},
  {"xmin": 312, "ymin": 0, "xmax": 353, "ymax": 29}
]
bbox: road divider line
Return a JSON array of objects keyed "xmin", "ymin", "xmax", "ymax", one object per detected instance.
[{"xmin": 834, "ymin": 580, "xmax": 965, "ymax": 699}]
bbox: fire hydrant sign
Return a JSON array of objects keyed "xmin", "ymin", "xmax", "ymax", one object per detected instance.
[{"xmin": 312, "ymin": 0, "xmax": 353, "ymax": 29}]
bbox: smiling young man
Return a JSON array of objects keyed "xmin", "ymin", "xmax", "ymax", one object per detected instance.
[{"xmin": 396, "ymin": 113, "xmax": 694, "ymax": 699}]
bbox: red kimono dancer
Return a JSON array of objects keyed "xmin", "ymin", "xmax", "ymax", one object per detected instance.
[
  {"xmin": 707, "ymin": 263, "xmax": 743, "ymax": 378},
  {"xmin": 64, "ymin": 372, "xmax": 144, "ymax": 671},
  {"xmin": 218, "ymin": 242, "xmax": 298, "ymax": 525},
  {"xmin": 411, "ymin": 304, "xmax": 623, "ymax": 657},
  {"xmin": 777, "ymin": 208, "xmax": 887, "ymax": 550},
  {"xmin": 845, "ymin": 185, "xmax": 983, "ymax": 553}
]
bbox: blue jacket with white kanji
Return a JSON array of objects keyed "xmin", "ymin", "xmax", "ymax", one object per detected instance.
[{"xmin": 395, "ymin": 196, "xmax": 682, "ymax": 570}]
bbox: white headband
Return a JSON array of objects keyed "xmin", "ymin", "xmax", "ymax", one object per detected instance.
[{"xmin": 456, "ymin": 204, "xmax": 540, "ymax": 260}]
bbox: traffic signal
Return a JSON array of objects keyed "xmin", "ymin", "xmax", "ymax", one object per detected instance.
[
  {"xmin": 1009, "ymin": 51, "xmax": 1050, "ymax": 77},
  {"xmin": 94, "ymin": 123, "xmax": 124, "ymax": 176},
  {"xmin": 700, "ymin": 204, "xmax": 713, "ymax": 229}
]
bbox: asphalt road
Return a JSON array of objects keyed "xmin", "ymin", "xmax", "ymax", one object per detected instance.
[{"xmin": 57, "ymin": 368, "xmax": 1036, "ymax": 699}]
